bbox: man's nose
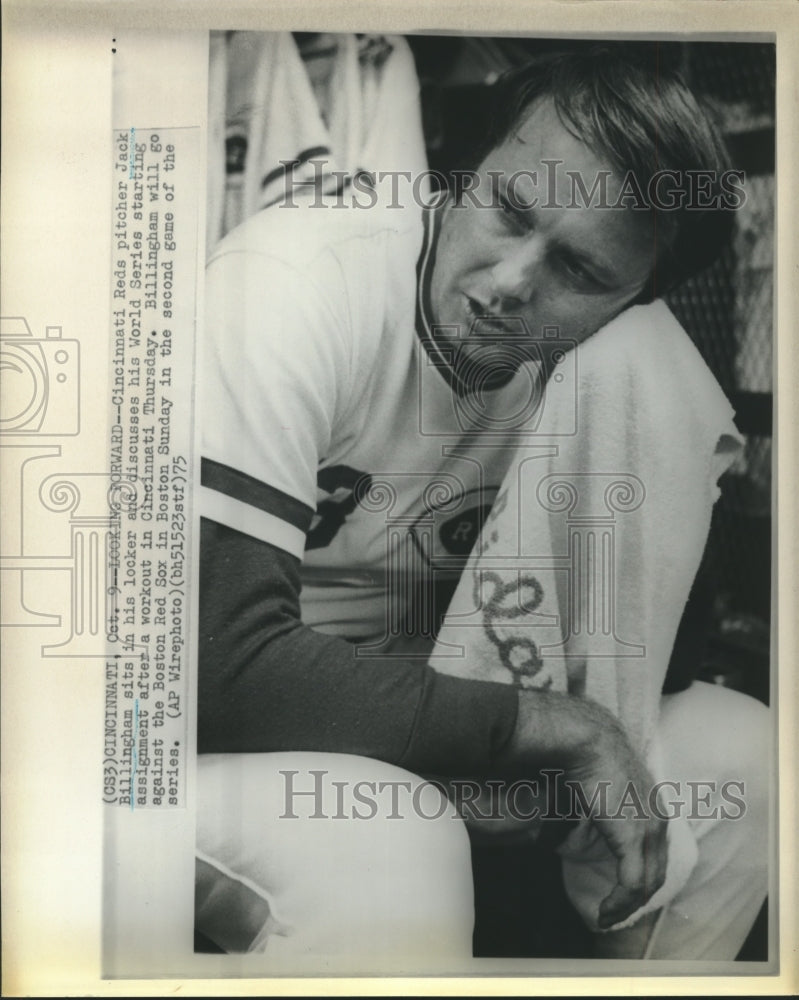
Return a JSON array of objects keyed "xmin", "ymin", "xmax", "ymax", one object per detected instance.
[{"xmin": 489, "ymin": 238, "xmax": 545, "ymax": 309}]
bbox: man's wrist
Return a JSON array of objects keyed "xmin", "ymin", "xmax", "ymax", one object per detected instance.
[{"xmin": 493, "ymin": 688, "xmax": 611, "ymax": 774}]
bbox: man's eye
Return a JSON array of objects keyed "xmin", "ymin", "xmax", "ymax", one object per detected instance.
[
  {"xmin": 564, "ymin": 257, "xmax": 588, "ymax": 279},
  {"xmin": 561, "ymin": 256, "xmax": 602, "ymax": 289}
]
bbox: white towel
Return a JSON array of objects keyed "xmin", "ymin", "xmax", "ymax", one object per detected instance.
[{"xmin": 430, "ymin": 300, "xmax": 742, "ymax": 930}]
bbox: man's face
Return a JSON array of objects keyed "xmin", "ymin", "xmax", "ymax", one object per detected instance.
[{"xmin": 429, "ymin": 98, "xmax": 656, "ymax": 387}]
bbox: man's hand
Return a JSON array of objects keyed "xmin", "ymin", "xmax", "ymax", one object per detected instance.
[{"xmin": 492, "ymin": 689, "xmax": 669, "ymax": 930}]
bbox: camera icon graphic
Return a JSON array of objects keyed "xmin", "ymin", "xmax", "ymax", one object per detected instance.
[
  {"xmin": 419, "ymin": 317, "xmax": 578, "ymax": 437},
  {"xmin": 0, "ymin": 317, "xmax": 80, "ymax": 436}
]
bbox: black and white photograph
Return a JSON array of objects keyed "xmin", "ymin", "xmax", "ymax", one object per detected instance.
[
  {"xmin": 2, "ymin": 1, "xmax": 796, "ymax": 995},
  {"xmin": 194, "ymin": 30, "xmax": 776, "ymax": 972}
]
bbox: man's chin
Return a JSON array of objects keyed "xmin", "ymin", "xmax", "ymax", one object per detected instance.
[{"xmin": 452, "ymin": 343, "xmax": 527, "ymax": 393}]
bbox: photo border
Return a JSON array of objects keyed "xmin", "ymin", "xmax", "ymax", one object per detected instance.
[{"xmin": 2, "ymin": 0, "xmax": 796, "ymax": 995}]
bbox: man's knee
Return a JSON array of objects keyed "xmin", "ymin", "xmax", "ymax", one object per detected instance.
[
  {"xmin": 660, "ymin": 681, "xmax": 770, "ymax": 788},
  {"xmin": 196, "ymin": 752, "xmax": 474, "ymax": 961},
  {"xmin": 658, "ymin": 681, "xmax": 771, "ymax": 856}
]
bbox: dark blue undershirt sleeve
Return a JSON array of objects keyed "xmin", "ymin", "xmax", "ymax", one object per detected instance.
[{"xmin": 198, "ymin": 518, "xmax": 519, "ymax": 776}]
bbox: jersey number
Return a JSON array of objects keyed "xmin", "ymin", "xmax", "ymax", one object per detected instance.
[{"xmin": 305, "ymin": 465, "xmax": 372, "ymax": 551}]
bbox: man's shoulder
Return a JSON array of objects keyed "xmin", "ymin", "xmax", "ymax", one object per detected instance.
[
  {"xmin": 208, "ymin": 199, "xmax": 425, "ymax": 276},
  {"xmin": 204, "ymin": 198, "xmax": 430, "ymax": 390}
]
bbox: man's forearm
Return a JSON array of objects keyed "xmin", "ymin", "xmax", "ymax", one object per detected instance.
[
  {"xmin": 198, "ymin": 518, "xmax": 519, "ymax": 774},
  {"xmin": 199, "ymin": 520, "xmax": 628, "ymax": 773}
]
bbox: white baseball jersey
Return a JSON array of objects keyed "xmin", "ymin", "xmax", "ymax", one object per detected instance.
[{"xmin": 201, "ymin": 195, "xmax": 571, "ymax": 640}]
